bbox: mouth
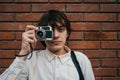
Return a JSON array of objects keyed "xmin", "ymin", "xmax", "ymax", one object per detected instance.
[{"xmin": 50, "ymin": 41, "xmax": 61, "ymax": 44}]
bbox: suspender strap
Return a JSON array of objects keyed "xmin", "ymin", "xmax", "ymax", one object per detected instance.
[{"xmin": 71, "ymin": 51, "xmax": 84, "ymax": 80}]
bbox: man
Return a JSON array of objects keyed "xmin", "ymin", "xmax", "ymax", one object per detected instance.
[{"xmin": 0, "ymin": 10, "xmax": 95, "ymax": 80}]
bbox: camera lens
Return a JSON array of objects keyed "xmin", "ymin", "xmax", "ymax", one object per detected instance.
[
  {"xmin": 36, "ymin": 28, "xmax": 46, "ymax": 41},
  {"xmin": 37, "ymin": 31, "xmax": 43, "ymax": 38}
]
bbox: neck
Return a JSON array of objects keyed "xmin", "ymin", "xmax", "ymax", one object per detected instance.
[{"xmin": 48, "ymin": 47, "xmax": 67, "ymax": 55}]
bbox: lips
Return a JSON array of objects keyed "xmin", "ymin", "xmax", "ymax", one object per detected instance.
[{"xmin": 50, "ymin": 41, "xmax": 61, "ymax": 44}]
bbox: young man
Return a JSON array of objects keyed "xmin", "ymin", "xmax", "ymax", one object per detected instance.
[{"xmin": 0, "ymin": 10, "xmax": 95, "ymax": 80}]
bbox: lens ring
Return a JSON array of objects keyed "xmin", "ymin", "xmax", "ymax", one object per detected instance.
[{"xmin": 36, "ymin": 29, "xmax": 46, "ymax": 40}]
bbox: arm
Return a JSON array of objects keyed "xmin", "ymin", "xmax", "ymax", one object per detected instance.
[
  {"xmin": 0, "ymin": 25, "xmax": 38, "ymax": 80},
  {"xmin": 76, "ymin": 52, "xmax": 95, "ymax": 80},
  {"xmin": 0, "ymin": 58, "xmax": 27, "ymax": 80},
  {"xmin": 84, "ymin": 57, "xmax": 95, "ymax": 80}
]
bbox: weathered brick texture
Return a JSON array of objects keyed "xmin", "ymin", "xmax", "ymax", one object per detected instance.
[{"xmin": 0, "ymin": 0, "xmax": 120, "ymax": 79}]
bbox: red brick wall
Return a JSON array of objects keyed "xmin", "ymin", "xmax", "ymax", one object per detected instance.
[{"xmin": 0, "ymin": 0, "xmax": 120, "ymax": 80}]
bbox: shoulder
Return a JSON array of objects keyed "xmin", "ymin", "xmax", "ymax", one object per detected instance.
[
  {"xmin": 73, "ymin": 51, "xmax": 88, "ymax": 60},
  {"xmin": 72, "ymin": 51, "xmax": 95, "ymax": 79},
  {"xmin": 72, "ymin": 51, "xmax": 91, "ymax": 65}
]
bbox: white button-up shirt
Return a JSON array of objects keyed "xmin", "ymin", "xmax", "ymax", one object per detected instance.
[{"xmin": 0, "ymin": 46, "xmax": 95, "ymax": 80}]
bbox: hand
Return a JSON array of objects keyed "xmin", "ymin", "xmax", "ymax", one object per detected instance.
[{"xmin": 18, "ymin": 25, "xmax": 38, "ymax": 60}]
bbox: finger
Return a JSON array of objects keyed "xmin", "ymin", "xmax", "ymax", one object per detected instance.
[
  {"xmin": 26, "ymin": 30, "xmax": 37, "ymax": 43},
  {"xmin": 25, "ymin": 25, "xmax": 38, "ymax": 31},
  {"xmin": 33, "ymin": 35, "xmax": 37, "ymax": 48},
  {"xmin": 25, "ymin": 34, "xmax": 37, "ymax": 47},
  {"xmin": 22, "ymin": 31, "xmax": 36, "ymax": 44},
  {"xmin": 24, "ymin": 36, "xmax": 34, "ymax": 43},
  {"xmin": 26, "ymin": 30, "xmax": 35, "ymax": 35},
  {"xmin": 28, "ymin": 34, "xmax": 37, "ymax": 48}
]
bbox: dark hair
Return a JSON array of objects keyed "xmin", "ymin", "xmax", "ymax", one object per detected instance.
[{"xmin": 37, "ymin": 10, "xmax": 71, "ymax": 47}]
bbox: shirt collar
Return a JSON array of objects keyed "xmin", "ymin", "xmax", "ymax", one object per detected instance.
[{"xmin": 44, "ymin": 46, "xmax": 71, "ymax": 64}]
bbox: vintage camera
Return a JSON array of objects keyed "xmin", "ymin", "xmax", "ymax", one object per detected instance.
[{"xmin": 35, "ymin": 26, "xmax": 53, "ymax": 41}]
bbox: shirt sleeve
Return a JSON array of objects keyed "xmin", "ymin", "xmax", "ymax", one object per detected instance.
[
  {"xmin": 0, "ymin": 57, "xmax": 28, "ymax": 80},
  {"xmin": 83, "ymin": 56, "xmax": 95, "ymax": 80}
]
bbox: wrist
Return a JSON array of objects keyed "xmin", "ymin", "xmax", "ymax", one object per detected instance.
[
  {"xmin": 16, "ymin": 50, "xmax": 29, "ymax": 60},
  {"xmin": 19, "ymin": 50, "xmax": 30, "ymax": 55}
]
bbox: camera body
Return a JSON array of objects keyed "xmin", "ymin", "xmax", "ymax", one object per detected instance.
[{"xmin": 35, "ymin": 26, "xmax": 53, "ymax": 41}]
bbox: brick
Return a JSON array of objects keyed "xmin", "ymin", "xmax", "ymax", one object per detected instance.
[
  {"xmin": 95, "ymin": 77, "xmax": 102, "ymax": 80},
  {"xmin": 93, "ymin": 68, "xmax": 117, "ymax": 77},
  {"xmin": 0, "ymin": 68, "xmax": 6, "ymax": 75},
  {"xmin": 15, "ymin": 0, "xmax": 48, "ymax": 2},
  {"xmin": 0, "ymin": 13, "xmax": 14, "ymax": 21},
  {"xmin": 0, "ymin": 41, "xmax": 21, "ymax": 49},
  {"xmin": 71, "ymin": 22, "xmax": 100, "ymax": 31},
  {"xmin": 66, "ymin": 4, "xmax": 99, "ymax": 12},
  {"xmin": 84, "ymin": 0, "xmax": 116, "ymax": 2},
  {"xmin": 119, "ymin": 32, "xmax": 120, "ymax": 40},
  {"xmin": 84, "ymin": 32, "xmax": 117, "ymax": 40},
  {"xmin": 118, "ymin": 68, "xmax": 120, "ymax": 76},
  {"xmin": 66, "ymin": 13, "xmax": 83, "ymax": 21},
  {"xmin": 103, "ymin": 78, "xmax": 120, "ymax": 80},
  {"xmin": 100, "ymin": 0, "xmax": 116, "ymax": 2},
  {"xmin": 0, "ymin": 50, "xmax": 15, "ymax": 58},
  {"xmin": 0, "ymin": 0, "xmax": 14, "ymax": 2},
  {"xmin": 102, "ymin": 23, "xmax": 120, "ymax": 31},
  {"xmin": 50, "ymin": 0, "xmax": 82, "ymax": 2},
  {"xmin": 118, "ymin": 50, "xmax": 120, "ymax": 58},
  {"xmin": 32, "ymin": 4, "xmax": 65, "ymax": 12},
  {"xmin": 16, "ymin": 32, "xmax": 22, "ymax": 40},
  {"xmin": 100, "ymin": 4, "xmax": 120, "ymax": 12},
  {"xmin": 15, "ymin": 13, "xmax": 42, "ymax": 21},
  {"xmin": 69, "ymin": 32, "xmax": 83, "ymax": 40},
  {"xmin": 102, "ymin": 41, "xmax": 120, "ymax": 49},
  {"xmin": 68, "ymin": 41, "xmax": 100, "ymax": 49},
  {"xmin": 84, "ymin": 50, "xmax": 117, "ymax": 59},
  {"xmin": 0, "ymin": 4, "xmax": 30, "ymax": 12},
  {"xmin": 90, "ymin": 59, "xmax": 100, "ymax": 68},
  {"xmin": 0, "ymin": 59, "xmax": 13, "ymax": 67},
  {"xmin": 0, "ymin": 23, "xmax": 31, "ymax": 31},
  {"xmin": 102, "ymin": 59, "xmax": 120, "ymax": 67},
  {"xmin": 84, "ymin": 13, "xmax": 116, "ymax": 21},
  {"xmin": 0, "ymin": 32, "xmax": 15, "ymax": 40},
  {"xmin": 118, "ymin": 14, "xmax": 120, "ymax": 21},
  {"xmin": 83, "ymin": 0, "xmax": 99, "ymax": 2}
]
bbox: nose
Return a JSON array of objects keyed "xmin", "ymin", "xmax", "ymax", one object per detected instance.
[{"xmin": 53, "ymin": 29, "xmax": 59, "ymax": 39}]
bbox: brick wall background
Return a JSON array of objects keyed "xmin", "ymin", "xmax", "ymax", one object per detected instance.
[{"xmin": 0, "ymin": 0, "xmax": 120, "ymax": 80}]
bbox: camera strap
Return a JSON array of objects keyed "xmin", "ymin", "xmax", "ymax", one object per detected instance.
[
  {"xmin": 15, "ymin": 43, "xmax": 33, "ymax": 60},
  {"xmin": 71, "ymin": 51, "xmax": 84, "ymax": 80}
]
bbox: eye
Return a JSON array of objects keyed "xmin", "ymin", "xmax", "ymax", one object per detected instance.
[{"xmin": 58, "ymin": 26, "xmax": 66, "ymax": 32}]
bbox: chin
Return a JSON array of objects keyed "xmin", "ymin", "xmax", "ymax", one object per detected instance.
[
  {"xmin": 53, "ymin": 45, "xmax": 62, "ymax": 49},
  {"xmin": 48, "ymin": 45, "xmax": 63, "ymax": 52}
]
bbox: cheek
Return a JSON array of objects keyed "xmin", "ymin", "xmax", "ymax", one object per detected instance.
[
  {"xmin": 61, "ymin": 33, "xmax": 68, "ymax": 41},
  {"xmin": 65, "ymin": 32, "xmax": 69, "ymax": 39}
]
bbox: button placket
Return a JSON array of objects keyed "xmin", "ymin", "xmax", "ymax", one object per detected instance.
[
  {"xmin": 56, "ymin": 56, "xmax": 61, "ymax": 80},
  {"xmin": 53, "ymin": 56, "xmax": 61, "ymax": 80}
]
